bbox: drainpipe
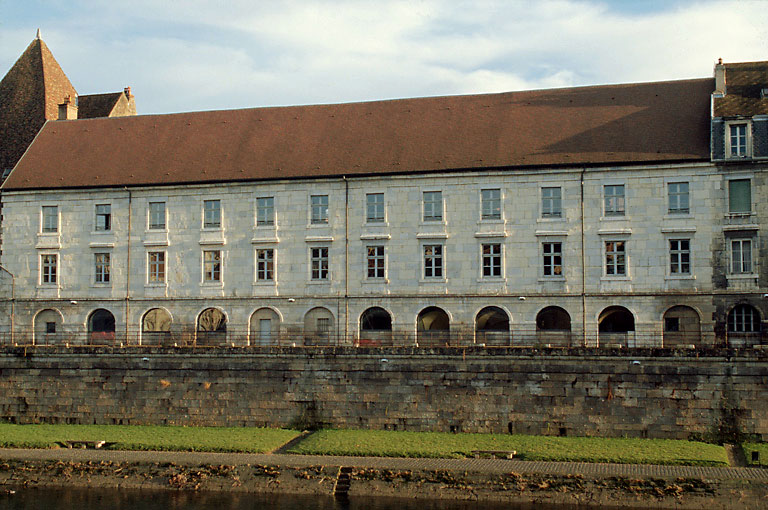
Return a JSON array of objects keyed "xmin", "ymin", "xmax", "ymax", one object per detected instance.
[
  {"xmin": 125, "ymin": 189, "xmax": 132, "ymax": 344},
  {"xmin": 0, "ymin": 265, "xmax": 14, "ymax": 344},
  {"xmin": 343, "ymin": 176, "xmax": 349, "ymax": 344},
  {"xmin": 580, "ymin": 169, "xmax": 587, "ymax": 347}
]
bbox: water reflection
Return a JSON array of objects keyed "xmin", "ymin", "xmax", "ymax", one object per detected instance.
[{"xmin": 0, "ymin": 487, "xmax": 601, "ymax": 510}]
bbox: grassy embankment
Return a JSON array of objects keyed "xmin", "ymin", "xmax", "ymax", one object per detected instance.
[
  {"xmin": 742, "ymin": 442, "xmax": 768, "ymax": 466},
  {"xmin": 0, "ymin": 424, "xmax": 734, "ymax": 466},
  {"xmin": 0, "ymin": 424, "xmax": 299, "ymax": 453},
  {"xmin": 288, "ymin": 429, "xmax": 730, "ymax": 467}
]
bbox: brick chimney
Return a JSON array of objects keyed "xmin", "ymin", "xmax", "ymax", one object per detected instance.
[
  {"xmin": 123, "ymin": 86, "xmax": 137, "ymax": 115},
  {"xmin": 714, "ymin": 58, "xmax": 726, "ymax": 96},
  {"xmin": 58, "ymin": 95, "xmax": 78, "ymax": 120}
]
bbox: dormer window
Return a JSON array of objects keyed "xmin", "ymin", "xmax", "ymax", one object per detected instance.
[{"xmin": 726, "ymin": 121, "xmax": 751, "ymax": 158}]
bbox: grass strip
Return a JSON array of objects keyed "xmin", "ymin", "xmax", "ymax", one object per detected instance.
[
  {"xmin": 742, "ymin": 442, "xmax": 768, "ymax": 466},
  {"xmin": 288, "ymin": 429, "xmax": 729, "ymax": 466},
  {"xmin": 0, "ymin": 423, "xmax": 299, "ymax": 453}
]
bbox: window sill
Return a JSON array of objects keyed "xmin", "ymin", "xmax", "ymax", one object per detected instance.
[
  {"xmin": 538, "ymin": 277, "xmax": 565, "ymax": 282},
  {"xmin": 663, "ymin": 213, "xmax": 693, "ymax": 220},
  {"xmin": 90, "ymin": 230, "xmax": 114, "ymax": 236},
  {"xmin": 364, "ymin": 221, "xmax": 389, "ymax": 227},
  {"xmin": 477, "ymin": 218, "xmax": 505, "ymax": 225},
  {"xmin": 600, "ymin": 215, "xmax": 628, "ymax": 221},
  {"xmin": 537, "ymin": 216, "xmax": 565, "ymax": 223},
  {"xmin": 200, "ymin": 281, "xmax": 223, "ymax": 287},
  {"xmin": 665, "ymin": 275, "xmax": 695, "ymax": 280},
  {"xmin": 419, "ymin": 278, "xmax": 447, "ymax": 284},
  {"xmin": 253, "ymin": 280, "xmax": 276, "ymax": 286},
  {"xmin": 363, "ymin": 278, "xmax": 389, "ymax": 284},
  {"xmin": 727, "ymin": 273, "xmax": 758, "ymax": 280},
  {"xmin": 145, "ymin": 282, "xmax": 167, "ymax": 288},
  {"xmin": 600, "ymin": 276, "xmax": 630, "ymax": 281},
  {"xmin": 90, "ymin": 283, "xmax": 112, "ymax": 288},
  {"xmin": 477, "ymin": 277, "xmax": 506, "ymax": 283},
  {"xmin": 308, "ymin": 279, "xmax": 331, "ymax": 284}
]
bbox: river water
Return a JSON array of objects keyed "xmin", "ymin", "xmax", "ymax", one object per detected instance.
[{"xmin": 0, "ymin": 487, "xmax": 607, "ymax": 510}]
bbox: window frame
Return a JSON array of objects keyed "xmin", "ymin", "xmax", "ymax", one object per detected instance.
[
  {"xmin": 604, "ymin": 240, "xmax": 627, "ymax": 277},
  {"xmin": 256, "ymin": 196, "xmax": 275, "ymax": 227},
  {"xmin": 730, "ymin": 238, "xmax": 754, "ymax": 275},
  {"xmin": 481, "ymin": 243, "xmax": 503, "ymax": 278},
  {"xmin": 365, "ymin": 193, "xmax": 385, "ymax": 224},
  {"xmin": 668, "ymin": 238, "xmax": 691, "ymax": 276},
  {"xmin": 542, "ymin": 241, "xmax": 563, "ymax": 278},
  {"xmin": 40, "ymin": 253, "xmax": 58, "ymax": 285},
  {"xmin": 94, "ymin": 252, "xmax": 111, "ymax": 284},
  {"xmin": 667, "ymin": 182, "xmax": 690, "ymax": 215},
  {"xmin": 203, "ymin": 249, "xmax": 222, "ymax": 282},
  {"xmin": 148, "ymin": 201, "xmax": 167, "ymax": 230},
  {"xmin": 603, "ymin": 184, "xmax": 626, "ymax": 217},
  {"xmin": 423, "ymin": 244, "xmax": 444, "ymax": 279},
  {"xmin": 310, "ymin": 246, "xmax": 330, "ymax": 280},
  {"xmin": 148, "ymin": 251, "xmax": 166, "ymax": 284},
  {"xmin": 256, "ymin": 248, "xmax": 275, "ymax": 282},
  {"xmin": 41, "ymin": 206, "xmax": 58, "ymax": 233},
  {"xmin": 726, "ymin": 121, "xmax": 752, "ymax": 159},
  {"xmin": 95, "ymin": 204, "xmax": 111, "ymax": 232},
  {"xmin": 541, "ymin": 186, "xmax": 562, "ymax": 219},
  {"xmin": 366, "ymin": 245, "xmax": 386, "ymax": 279},
  {"xmin": 203, "ymin": 199, "xmax": 222, "ymax": 229},
  {"xmin": 727, "ymin": 178, "xmax": 752, "ymax": 215},
  {"xmin": 480, "ymin": 188, "xmax": 502, "ymax": 221},
  {"xmin": 310, "ymin": 195, "xmax": 329, "ymax": 225},
  {"xmin": 728, "ymin": 304, "xmax": 761, "ymax": 333},
  {"xmin": 422, "ymin": 191, "xmax": 443, "ymax": 222}
]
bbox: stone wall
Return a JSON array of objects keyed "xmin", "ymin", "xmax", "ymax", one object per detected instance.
[{"xmin": 1, "ymin": 347, "xmax": 767, "ymax": 441}]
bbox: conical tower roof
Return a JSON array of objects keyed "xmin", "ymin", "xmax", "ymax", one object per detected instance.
[{"xmin": 0, "ymin": 33, "xmax": 77, "ymax": 171}]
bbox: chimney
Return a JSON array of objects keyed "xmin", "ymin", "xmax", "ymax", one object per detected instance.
[
  {"xmin": 714, "ymin": 58, "xmax": 726, "ymax": 95},
  {"xmin": 124, "ymin": 86, "xmax": 132, "ymax": 99},
  {"xmin": 58, "ymin": 95, "xmax": 78, "ymax": 120},
  {"xmin": 124, "ymin": 86, "xmax": 137, "ymax": 116}
]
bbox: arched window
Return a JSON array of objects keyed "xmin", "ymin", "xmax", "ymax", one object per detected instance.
[
  {"xmin": 34, "ymin": 309, "xmax": 63, "ymax": 345},
  {"xmin": 417, "ymin": 306, "xmax": 450, "ymax": 346},
  {"xmin": 536, "ymin": 306, "xmax": 571, "ymax": 347},
  {"xmin": 88, "ymin": 309, "xmax": 116, "ymax": 344},
  {"xmin": 663, "ymin": 306, "xmax": 700, "ymax": 347},
  {"xmin": 250, "ymin": 308, "xmax": 281, "ymax": 346},
  {"xmin": 728, "ymin": 304, "xmax": 761, "ymax": 333},
  {"xmin": 142, "ymin": 308, "xmax": 172, "ymax": 345},
  {"xmin": 475, "ymin": 306, "xmax": 509, "ymax": 346},
  {"xmin": 598, "ymin": 306, "xmax": 635, "ymax": 347},
  {"xmin": 358, "ymin": 307, "xmax": 393, "ymax": 347},
  {"xmin": 304, "ymin": 307, "xmax": 335, "ymax": 345},
  {"xmin": 197, "ymin": 308, "xmax": 227, "ymax": 346}
]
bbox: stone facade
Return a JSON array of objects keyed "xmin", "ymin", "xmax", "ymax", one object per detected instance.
[{"xmin": 1, "ymin": 347, "xmax": 766, "ymax": 440}]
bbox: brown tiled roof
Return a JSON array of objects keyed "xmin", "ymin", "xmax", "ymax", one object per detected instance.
[
  {"xmin": 78, "ymin": 92, "xmax": 123, "ymax": 118},
  {"xmin": 0, "ymin": 37, "xmax": 77, "ymax": 171},
  {"xmin": 714, "ymin": 61, "xmax": 768, "ymax": 116},
  {"xmin": 3, "ymin": 78, "xmax": 714, "ymax": 191}
]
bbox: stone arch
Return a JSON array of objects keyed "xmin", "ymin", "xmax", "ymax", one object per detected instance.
[
  {"xmin": 417, "ymin": 306, "xmax": 450, "ymax": 347},
  {"xmin": 303, "ymin": 306, "xmax": 335, "ymax": 345},
  {"xmin": 249, "ymin": 307, "xmax": 282, "ymax": 346},
  {"xmin": 536, "ymin": 306, "xmax": 572, "ymax": 347},
  {"xmin": 196, "ymin": 307, "xmax": 227, "ymax": 346},
  {"xmin": 475, "ymin": 306, "xmax": 510, "ymax": 346},
  {"xmin": 598, "ymin": 306, "xmax": 635, "ymax": 347},
  {"xmin": 727, "ymin": 304, "xmax": 762, "ymax": 347},
  {"xmin": 88, "ymin": 308, "xmax": 116, "ymax": 344},
  {"xmin": 358, "ymin": 307, "xmax": 393, "ymax": 347},
  {"xmin": 662, "ymin": 305, "xmax": 701, "ymax": 348},
  {"xmin": 142, "ymin": 308, "xmax": 173, "ymax": 346},
  {"xmin": 33, "ymin": 308, "xmax": 63, "ymax": 345}
]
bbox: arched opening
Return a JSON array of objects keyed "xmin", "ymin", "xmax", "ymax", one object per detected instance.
[
  {"xmin": 475, "ymin": 306, "xmax": 509, "ymax": 346},
  {"xmin": 88, "ymin": 309, "xmax": 116, "ymax": 345},
  {"xmin": 197, "ymin": 308, "xmax": 227, "ymax": 346},
  {"xmin": 34, "ymin": 309, "xmax": 63, "ymax": 346},
  {"xmin": 727, "ymin": 304, "xmax": 762, "ymax": 348},
  {"xmin": 142, "ymin": 308, "xmax": 172, "ymax": 346},
  {"xmin": 598, "ymin": 306, "xmax": 635, "ymax": 347},
  {"xmin": 250, "ymin": 308, "xmax": 281, "ymax": 346},
  {"xmin": 358, "ymin": 307, "xmax": 393, "ymax": 347},
  {"xmin": 663, "ymin": 306, "xmax": 700, "ymax": 348},
  {"xmin": 536, "ymin": 306, "xmax": 572, "ymax": 347},
  {"xmin": 417, "ymin": 306, "xmax": 450, "ymax": 347},
  {"xmin": 304, "ymin": 307, "xmax": 335, "ymax": 346}
]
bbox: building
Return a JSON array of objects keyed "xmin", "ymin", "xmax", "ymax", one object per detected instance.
[{"xmin": 0, "ymin": 60, "xmax": 765, "ymax": 349}]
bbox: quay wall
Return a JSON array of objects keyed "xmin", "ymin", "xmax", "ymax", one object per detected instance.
[{"xmin": 1, "ymin": 347, "xmax": 767, "ymax": 440}]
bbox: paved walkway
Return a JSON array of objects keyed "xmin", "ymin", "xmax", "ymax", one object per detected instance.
[{"xmin": 1, "ymin": 448, "xmax": 767, "ymax": 481}]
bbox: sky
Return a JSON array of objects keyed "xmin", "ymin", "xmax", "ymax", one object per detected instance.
[{"xmin": 1, "ymin": 0, "xmax": 768, "ymax": 115}]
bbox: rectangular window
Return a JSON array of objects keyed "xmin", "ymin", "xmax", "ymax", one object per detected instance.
[
  {"xmin": 542, "ymin": 242, "xmax": 563, "ymax": 277},
  {"xmin": 367, "ymin": 246, "xmax": 385, "ymax": 279},
  {"xmin": 667, "ymin": 182, "xmax": 689, "ymax": 214},
  {"xmin": 481, "ymin": 189, "xmax": 501, "ymax": 220},
  {"xmin": 256, "ymin": 197, "xmax": 274, "ymax": 226},
  {"xmin": 203, "ymin": 250, "xmax": 221, "ymax": 282},
  {"xmin": 317, "ymin": 318, "xmax": 330, "ymax": 336},
  {"xmin": 42, "ymin": 206, "xmax": 58, "ymax": 233},
  {"xmin": 46, "ymin": 322, "xmax": 56, "ymax": 334},
  {"xmin": 203, "ymin": 200, "xmax": 221, "ymax": 228},
  {"xmin": 366, "ymin": 193, "xmax": 385, "ymax": 223},
  {"xmin": 311, "ymin": 247, "xmax": 329, "ymax": 280},
  {"xmin": 256, "ymin": 248, "xmax": 274, "ymax": 281},
  {"xmin": 41, "ymin": 254, "xmax": 57, "ymax": 284},
  {"xmin": 605, "ymin": 240, "xmax": 626, "ymax": 276},
  {"xmin": 669, "ymin": 239, "xmax": 691, "ymax": 275},
  {"xmin": 604, "ymin": 185, "xmax": 625, "ymax": 216},
  {"xmin": 148, "ymin": 251, "xmax": 165, "ymax": 283},
  {"xmin": 731, "ymin": 239, "xmax": 753, "ymax": 274},
  {"xmin": 423, "ymin": 191, "xmax": 443, "ymax": 222},
  {"xmin": 541, "ymin": 187, "xmax": 562, "ymax": 218},
  {"xmin": 729, "ymin": 123, "xmax": 748, "ymax": 157},
  {"xmin": 728, "ymin": 179, "xmax": 751, "ymax": 213},
  {"xmin": 424, "ymin": 244, "xmax": 443, "ymax": 278},
  {"xmin": 94, "ymin": 253, "xmax": 111, "ymax": 283},
  {"xmin": 95, "ymin": 204, "xmax": 111, "ymax": 231},
  {"xmin": 482, "ymin": 243, "xmax": 502, "ymax": 277},
  {"xmin": 148, "ymin": 202, "xmax": 166, "ymax": 230},
  {"xmin": 311, "ymin": 195, "xmax": 329, "ymax": 224}
]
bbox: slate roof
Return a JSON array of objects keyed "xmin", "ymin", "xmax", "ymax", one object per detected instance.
[
  {"xmin": 0, "ymin": 36, "xmax": 77, "ymax": 171},
  {"xmin": 3, "ymin": 77, "xmax": 714, "ymax": 191},
  {"xmin": 713, "ymin": 61, "xmax": 768, "ymax": 117},
  {"xmin": 78, "ymin": 92, "xmax": 124, "ymax": 119}
]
